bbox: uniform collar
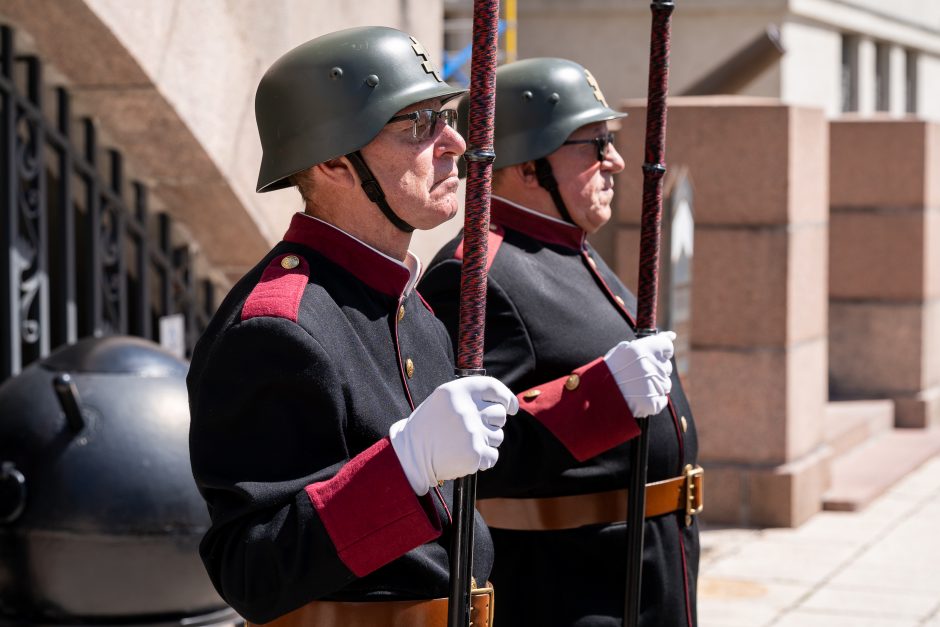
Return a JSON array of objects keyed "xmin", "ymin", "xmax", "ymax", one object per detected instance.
[
  {"xmin": 283, "ymin": 213, "xmax": 421, "ymax": 299},
  {"xmin": 490, "ymin": 196, "xmax": 585, "ymax": 250}
]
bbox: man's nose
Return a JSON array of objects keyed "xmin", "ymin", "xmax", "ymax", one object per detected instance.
[
  {"xmin": 437, "ymin": 122, "xmax": 467, "ymax": 157},
  {"xmin": 603, "ymin": 143, "xmax": 626, "ymax": 173}
]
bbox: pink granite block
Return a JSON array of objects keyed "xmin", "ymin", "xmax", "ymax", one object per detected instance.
[
  {"xmin": 692, "ymin": 227, "xmax": 789, "ymax": 348},
  {"xmin": 829, "ymin": 301, "xmax": 925, "ymax": 396},
  {"xmin": 787, "ymin": 223, "xmax": 829, "ymax": 344},
  {"xmin": 786, "ymin": 339, "xmax": 829, "ymax": 461},
  {"xmin": 830, "ymin": 120, "xmax": 929, "ymax": 209},
  {"xmin": 617, "ymin": 98, "xmax": 827, "ymax": 227},
  {"xmin": 829, "ymin": 208, "xmax": 926, "ymax": 301},
  {"xmin": 690, "ymin": 347, "xmax": 788, "ymax": 465},
  {"xmin": 893, "ymin": 386, "xmax": 940, "ymax": 429},
  {"xmin": 788, "ymin": 106, "xmax": 830, "ymax": 226},
  {"xmin": 748, "ymin": 445, "xmax": 831, "ymax": 527}
]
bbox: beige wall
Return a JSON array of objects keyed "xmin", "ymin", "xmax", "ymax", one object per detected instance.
[
  {"xmin": 832, "ymin": 0, "xmax": 940, "ymax": 30},
  {"xmin": 515, "ymin": 0, "xmax": 786, "ymax": 107},
  {"xmin": 918, "ymin": 53, "xmax": 940, "ymax": 118},
  {"xmin": 512, "ymin": 0, "xmax": 940, "ymax": 122},
  {"xmin": 84, "ymin": 0, "xmax": 447, "ymax": 259},
  {"xmin": 780, "ymin": 19, "xmax": 842, "ymax": 116}
]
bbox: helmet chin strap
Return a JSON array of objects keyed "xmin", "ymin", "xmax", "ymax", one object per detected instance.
[
  {"xmin": 533, "ymin": 158, "xmax": 574, "ymax": 225},
  {"xmin": 346, "ymin": 151, "xmax": 416, "ymax": 233}
]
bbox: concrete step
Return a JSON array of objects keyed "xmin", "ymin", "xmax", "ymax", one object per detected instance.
[
  {"xmin": 823, "ymin": 400, "xmax": 895, "ymax": 458},
  {"xmin": 822, "ymin": 427, "xmax": 940, "ymax": 511}
]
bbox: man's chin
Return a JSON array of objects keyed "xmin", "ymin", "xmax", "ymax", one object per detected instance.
[{"xmin": 413, "ymin": 202, "xmax": 459, "ymax": 231}]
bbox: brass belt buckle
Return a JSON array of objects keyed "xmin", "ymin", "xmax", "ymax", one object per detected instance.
[{"xmin": 683, "ymin": 464, "xmax": 704, "ymax": 526}]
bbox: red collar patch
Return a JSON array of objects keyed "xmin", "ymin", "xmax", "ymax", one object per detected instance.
[
  {"xmin": 490, "ymin": 197, "xmax": 585, "ymax": 250},
  {"xmin": 283, "ymin": 213, "xmax": 412, "ymax": 298}
]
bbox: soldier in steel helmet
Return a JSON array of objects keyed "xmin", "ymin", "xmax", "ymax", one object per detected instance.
[
  {"xmin": 420, "ymin": 58, "xmax": 701, "ymax": 626},
  {"xmin": 187, "ymin": 27, "xmax": 517, "ymax": 626}
]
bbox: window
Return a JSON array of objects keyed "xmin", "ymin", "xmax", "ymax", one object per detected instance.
[
  {"xmin": 841, "ymin": 34, "xmax": 858, "ymax": 113},
  {"xmin": 906, "ymin": 49, "xmax": 918, "ymax": 114},
  {"xmin": 875, "ymin": 41, "xmax": 890, "ymax": 112}
]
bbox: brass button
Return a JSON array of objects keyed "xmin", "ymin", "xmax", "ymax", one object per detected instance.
[
  {"xmin": 438, "ymin": 480, "xmax": 445, "ymax": 488},
  {"xmin": 587, "ymin": 256, "xmax": 597, "ymax": 269},
  {"xmin": 281, "ymin": 254, "xmax": 300, "ymax": 270},
  {"xmin": 614, "ymin": 295, "xmax": 625, "ymax": 307},
  {"xmin": 523, "ymin": 389, "xmax": 541, "ymax": 401},
  {"xmin": 405, "ymin": 358, "xmax": 415, "ymax": 379},
  {"xmin": 681, "ymin": 416, "xmax": 688, "ymax": 433},
  {"xmin": 564, "ymin": 374, "xmax": 580, "ymax": 391},
  {"xmin": 398, "ymin": 305, "xmax": 405, "ymax": 321}
]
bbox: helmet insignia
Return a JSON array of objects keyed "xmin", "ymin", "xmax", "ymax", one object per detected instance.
[
  {"xmin": 410, "ymin": 36, "xmax": 443, "ymax": 82},
  {"xmin": 584, "ymin": 69, "xmax": 609, "ymax": 107}
]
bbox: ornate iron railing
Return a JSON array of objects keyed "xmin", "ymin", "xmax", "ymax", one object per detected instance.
[{"xmin": 0, "ymin": 24, "xmax": 218, "ymax": 383}]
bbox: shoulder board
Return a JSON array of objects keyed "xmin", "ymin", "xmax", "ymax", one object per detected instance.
[
  {"xmin": 241, "ymin": 253, "xmax": 310, "ymax": 323},
  {"xmin": 454, "ymin": 224, "xmax": 505, "ymax": 273}
]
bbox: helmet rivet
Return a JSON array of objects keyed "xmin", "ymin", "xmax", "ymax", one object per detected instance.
[
  {"xmin": 549, "ymin": 92, "xmax": 560, "ymax": 104},
  {"xmin": 365, "ymin": 74, "xmax": 380, "ymax": 87},
  {"xmin": 522, "ymin": 90, "xmax": 533, "ymax": 101},
  {"xmin": 329, "ymin": 67, "xmax": 343, "ymax": 80}
]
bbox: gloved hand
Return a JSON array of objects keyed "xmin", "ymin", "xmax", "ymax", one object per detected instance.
[
  {"xmin": 389, "ymin": 376, "xmax": 519, "ymax": 496},
  {"xmin": 603, "ymin": 331, "xmax": 676, "ymax": 418}
]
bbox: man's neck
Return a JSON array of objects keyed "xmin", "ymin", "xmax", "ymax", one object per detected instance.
[
  {"xmin": 492, "ymin": 186, "xmax": 563, "ymax": 222},
  {"xmin": 304, "ymin": 205, "xmax": 410, "ymax": 262}
]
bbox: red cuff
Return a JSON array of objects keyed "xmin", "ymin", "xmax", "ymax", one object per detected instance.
[
  {"xmin": 517, "ymin": 357, "xmax": 640, "ymax": 462},
  {"xmin": 305, "ymin": 437, "xmax": 442, "ymax": 577}
]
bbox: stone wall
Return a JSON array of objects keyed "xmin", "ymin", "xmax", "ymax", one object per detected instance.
[
  {"xmin": 829, "ymin": 119, "xmax": 940, "ymax": 428},
  {"xmin": 614, "ymin": 97, "xmax": 831, "ymax": 526}
]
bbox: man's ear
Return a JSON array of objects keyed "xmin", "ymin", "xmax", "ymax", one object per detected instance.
[
  {"xmin": 314, "ymin": 157, "xmax": 357, "ymax": 189},
  {"xmin": 519, "ymin": 161, "xmax": 541, "ymax": 189}
]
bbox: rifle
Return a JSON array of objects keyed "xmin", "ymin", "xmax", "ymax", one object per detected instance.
[
  {"xmin": 624, "ymin": 2, "xmax": 675, "ymax": 626},
  {"xmin": 448, "ymin": 1, "xmax": 500, "ymax": 625}
]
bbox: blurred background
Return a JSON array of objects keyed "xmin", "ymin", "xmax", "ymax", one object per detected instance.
[{"xmin": 1, "ymin": 1, "xmax": 938, "ymax": 625}]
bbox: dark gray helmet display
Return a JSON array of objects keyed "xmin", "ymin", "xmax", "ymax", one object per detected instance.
[
  {"xmin": 0, "ymin": 336, "xmax": 238, "ymax": 627},
  {"xmin": 255, "ymin": 25, "xmax": 465, "ymax": 193},
  {"xmin": 459, "ymin": 57, "xmax": 627, "ymax": 170}
]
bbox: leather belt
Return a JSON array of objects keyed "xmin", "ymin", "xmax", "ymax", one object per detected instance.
[
  {"xmin": 247, "ymin": 585, "xmax": 494, "ymax": 627},
  {"xmin": 477, "ymin": 465, "xmax": 704, "ymax": 531}
]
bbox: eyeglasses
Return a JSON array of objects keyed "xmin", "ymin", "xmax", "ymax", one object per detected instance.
[
  {"xmin": 562, "ymin": 132, "xmax": 616, "ymax": 162},
  {"xmin": 387, "ymin": 108, "xmax": 458, "ymax": 140}
]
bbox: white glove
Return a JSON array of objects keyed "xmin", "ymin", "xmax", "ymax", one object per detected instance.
[
  {"xmin": 603, "ymin": 331, "xmax": 676, "ymax": 418},
  {"xmin": 389, "ymin": 376, "xmax": 519, "ymax": 496}
]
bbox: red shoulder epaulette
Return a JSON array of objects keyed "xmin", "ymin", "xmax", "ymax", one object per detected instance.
[
  {"xmin": 454, "ymin": 224, "xmax": 505, "ymax": 272},
  {"xmin": 241, "ymin": 253, "xmax": 310, "ymax": 323}
]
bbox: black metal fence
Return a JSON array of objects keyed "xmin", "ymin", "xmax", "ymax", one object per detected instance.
[{"xmin": 0, "ymin": 24, "xmax": 218, "ymax": 383}]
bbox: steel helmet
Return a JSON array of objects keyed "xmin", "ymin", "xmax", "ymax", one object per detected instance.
[
  {"xmin": 458, "ymin": 57, "xmax": 626, "ymax": 170},
  {"xmin": 458, "ymin": 58, "xmax": 625, "ymax": 223},
  {"xmin": 256, "ymin": 26, "xmax": 465, "ymax": 193}
]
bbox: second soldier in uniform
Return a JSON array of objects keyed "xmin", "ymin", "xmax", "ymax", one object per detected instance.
[{"xmin": 421, "ymin": 58, "xmax": 702, "ymax": 627}]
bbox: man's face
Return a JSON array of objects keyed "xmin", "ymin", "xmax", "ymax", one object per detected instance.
[
  {"xmin": 359, "ymin": 98, "xmax": 466, "ymax": 230},
  {"xmin": 545, "ymin": 121, "xmax": 625, "ymax": 234}
]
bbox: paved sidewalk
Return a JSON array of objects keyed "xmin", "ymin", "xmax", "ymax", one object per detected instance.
[{"xmin": 698, "ymin": 454, "xmax": 940, "ymax": 626}]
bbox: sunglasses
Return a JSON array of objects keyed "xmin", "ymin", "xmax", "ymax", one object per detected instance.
[
  {"xmin": 562, "ymin": 132, "xmax": 616, "ymax": 162},
  {"xmin": 387, "ymin": 108, "xmax": 458, "ymax": 140}
]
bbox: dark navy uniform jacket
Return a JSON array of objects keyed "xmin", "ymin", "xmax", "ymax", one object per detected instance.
[
  {"xmin": 420, "ymin": 196, "xmax": 699, "ymax": 627},
  {"xmin": 187, "ymin": 213, "xmax": 493, "ymax": 624}
]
